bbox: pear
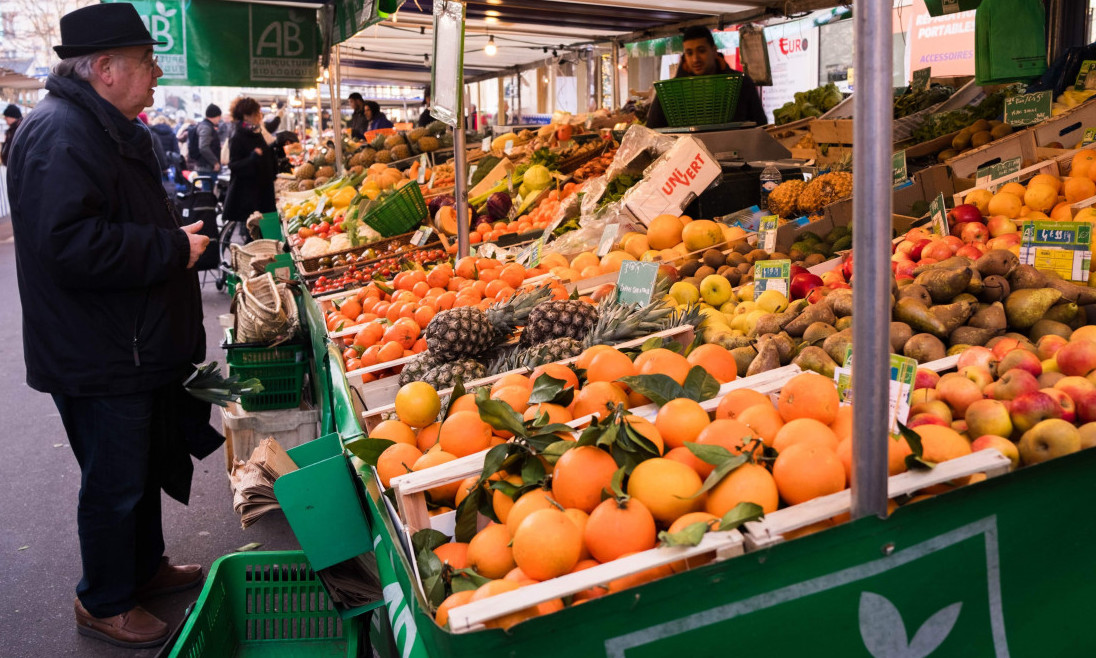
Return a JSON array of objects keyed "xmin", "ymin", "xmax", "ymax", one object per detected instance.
[
  {"xmin": 1004, "ymin": 288, "xmax": 1063, "ymax": 329},
  {"xmin": 792, "ymin": 346, "xmax": 838, "ymax": 378}
]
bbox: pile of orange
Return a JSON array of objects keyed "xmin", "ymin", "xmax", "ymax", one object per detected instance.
[
  {"xmin": 464, "ymin": 183, "xmax": 584, "ymax": 247},
  {"xmin": 322, "ymin": 257, "xmax": 574, "ymax": 376}
]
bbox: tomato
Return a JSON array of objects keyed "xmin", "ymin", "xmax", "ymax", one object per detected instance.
[{"xmin": 298, "ymin": 227, "xmax": 316, "ymax": 238}]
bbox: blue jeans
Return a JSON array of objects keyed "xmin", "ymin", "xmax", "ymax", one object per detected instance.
[{"xmin": 52, "ymin": 391, "xmax": 166, "ymax": 618}]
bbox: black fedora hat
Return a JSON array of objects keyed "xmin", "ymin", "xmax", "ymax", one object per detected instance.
[{"xmin": 54, "ymin": 3, "xmax": 166, "ymax": 59}]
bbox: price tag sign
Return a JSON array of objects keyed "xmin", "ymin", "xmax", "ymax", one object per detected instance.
[
  {"xmin": 596, "ymin": 223, "xmax": 620, "ymax": 258},
  {"xmin": 893, "ymin": 150, "xmax": 908, "ymax": 187},
  {"xmin": 411, "ymin": 226, "xmax": 434, "ymax": 247},
  {"xmin": 314, "ymin": 193, "xmax": 328, "ymax": 215},
  {"xmin": 929, "ymin": 192, "xmax": 950, "ymax": 236},
  {"xmin": 753, "ymin": 259, "xmax": 791, "ymax": 299},
  {"xmin": 417, "ymin": 154, "xmax": 428, "ymax": 184},
  {"xmin": 1075, "ymin": 60, "xmax": 1096, "ymax": 91},
  {"xmin": 507, "ymin": 172, "xmax": 515, "ymax": 194},
  {"xmin": 1083, "ymin": 129, "xmax": 1096, "ymax": 147},
  {"xmin": 834, "ymin": 350, "xmax": 918, "ymax": 437},
  {"xmin": 1004, "ymin": 91, "xmax": 1053, "ymax": 126},
  {"xmin": 1020, "ymin": 220, "xmax": 1092, "ymax": 282},
  {"xmin": 615, "ymin": 260, "xmax": 660, "ymax": 305},
  {"xmin": 468, "ymin": 164, "xmax": 478, "ymax": 181},
  {"xmin": 518, "ymin": 237, "xmax": 544, "ymax": 267},
  {"xmin": 504, "ymin": 140, "xmax": 514, "ymax": 155},
  {"xmin": 428, "ymin": 168, "xmax": 438, "ymax": 190},
  {"xmin": 759, "ymin": 215, "xmax": 779, "ymax": 253},
  {"xmin": 481, "ymin": 136, "xmax": 491, "ymax": 152},
  {"xmin": 975, "ymin": 157, "xmax": 1021, "ymax": 191},
  {"xmin": 910, "ymin": 67, "xmax": 931, "ymax": 92}
]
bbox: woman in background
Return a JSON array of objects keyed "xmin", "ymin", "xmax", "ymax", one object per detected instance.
[{"xmin": 223, "ymin": 97, "xmax": 276, "ymax": 240}]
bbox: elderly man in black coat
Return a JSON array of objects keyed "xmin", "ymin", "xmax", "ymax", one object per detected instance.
[{"xmin": 5, "ymin": 3, "xmax": 220, "ymax": 649}]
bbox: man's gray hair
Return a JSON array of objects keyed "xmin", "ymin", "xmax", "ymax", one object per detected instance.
[{"xmin": 51, "ymin": 52, "xmax": 107, "ymax": 81}]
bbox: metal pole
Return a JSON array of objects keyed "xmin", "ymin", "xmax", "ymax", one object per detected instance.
[
  {"xmin": 611, "ymin": 41, "xmax": 621, "ymax": 109},
  {"xmin": 497, "ymin": 78, "xmax": 505, "ymax": 127},
  {"xmin": 454, "ymin": 89, "xmax": 470, "ymax": 259},
  {"xmin": 328, "ymin": 47, "xmax": 344, "ymax": 176},
  {"xmin": 516, "ymin": 71, "xmax": 522, "ymax": 124},
  {"xmin": 851, "ymin": 0, "xmax": 893, "ymax": 520}
]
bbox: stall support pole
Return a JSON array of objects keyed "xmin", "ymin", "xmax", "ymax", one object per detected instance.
[
  {"xmin": 611, "ymin": 42, "xmax": 621, "ymax": 110},
  {"xmin": 328, "ymin": 48, "xmax": 344, "ymax": 176},
  {"xmin": 851, "ymin": 0, "xmax": 893, "ymax": 520},
  {"xmin": 454, "ymin": 91, "xmax": 470, "ymax": 259}
]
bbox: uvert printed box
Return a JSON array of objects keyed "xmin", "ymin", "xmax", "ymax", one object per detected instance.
[{"xmin": 622, "ymin": 136, "xmax": 722, "ymax": 226}]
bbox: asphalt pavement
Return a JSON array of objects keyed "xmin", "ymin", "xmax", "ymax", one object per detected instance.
[{"xmin": 0, "ymin": 231, "xmax": 300, "ymax": 657}]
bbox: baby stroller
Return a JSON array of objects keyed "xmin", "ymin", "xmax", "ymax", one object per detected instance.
[{"xmin": 175, "ymin": 174, "xmax": 225, "ymax": 288}]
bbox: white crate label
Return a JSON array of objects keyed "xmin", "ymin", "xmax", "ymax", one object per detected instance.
[
  {"xmin": 834, "ymin": 350, "xmax": 918, "ymax": 437},
  {"xmin": 597, "ymin": 223, "xmax": 620, "ymax": 258},
  {"xmin": 1084, "ymin": 128, "xmax": 1096, "ymax": 146},
  {"xmin": 417, "ymin": 154, "xmax": 428, "ymax": 183},
  {"xmin": 411, "ymin": 226, "xmax": 434, "ymax": 247},
  {"xmin": 975, "ymin": 157, "xmax": 1021, "ymax": 191},
  {"xmin": 929, "ymin": 192, "xmax": 949, "ymax": 236},
  {"xmin": 753, "ymin": 259, "xmax": 790, "ymax": 299},
  {"xmin": 504, "ymin": 140, "xmax": 514, "ymax": 155},
  {"xmin": 428, "ymin": 169, "xmax": 438, "ymax": 190},
  {"xmin": 314, "ymin": 194, "xmax": 328, "ymax": 215},
  {"xmin": 518, "ymin": 237, "xmax": 543, "ymax": 267},
  {"xmin": 1075, "ymin": 60, "xmax": 1096, "ymax": 91},
  {"xmin": 615, "ymin": 260, "xmax": 660, "ymax": 305},
  {"xmin": 1020, "ymin": 220, "xmax": 1092, "ymax": 283},
  {"xmin": 759, "ymin": 215, "xmax": 779, "ymax": 253},
  {"xmin": 482, "ymin": 137, "xmax": 491, "ymax": 151}
]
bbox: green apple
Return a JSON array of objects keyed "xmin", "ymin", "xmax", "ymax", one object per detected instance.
[
  {"xmin": 669, "ymin": 281, "xmax": 700, "ymax": 306},
  {"xmin": 700, "ymin": 274, "xmax": 733, "ymax": 307},
  {"xmin": 756, "ymin": 289, "xmax": 789, "ymax": 313}
]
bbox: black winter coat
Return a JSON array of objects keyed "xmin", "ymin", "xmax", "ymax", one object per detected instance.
[
  {"xmin": 223, "ymin": 122, "xmax": 276, "ymax": 224},
  {"xmin": 150, "ymin": 122, "xmax": 181, "ymax": 159},
  {"xmin": 6, "ymin": 74, "xmax": 205, "ymax": 397}
]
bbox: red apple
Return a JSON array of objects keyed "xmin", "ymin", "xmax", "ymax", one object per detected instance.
[
  {"xmin": 921, "ymin": 240, "xmax": 953, "ymax": 262},
  {"xmin": 992, "ymin": 369, "xmax": 1041, "ymax": 401},
  {"xmin": 987, "ymin": 233, "xmax": 1021, "ymax": 250},
  {"xmin": 948, "ymin": 203, "xmax": 983, "ymax": 226},
  {"xmin": 910, "ymin": 400, "xmax": 953, "ymax": 423},
  {"xmin": 991, "ymin": 337, "xmax": 1032, "ymax": 361},
  {"xmin": 1054, "ymin": 376, "xmax": 1095, "ymax": 405},
  {"xmin": 1010, "ymin": 391, "xmax": 1063, "ymax": 433},
  {"xmin": 911, "ymin": 388, "xmax": 938, "ymax": 406},
  {"xmin": 959, "ymin": 365, "xmax": 994, "ymax": 390},
  {"xmin": 971, "ymin": 435, "xmax": 1020, "ymax": 470},
  {"xmin": 842, "ymin": 255, "xmax": 854, "ymax": 280},
  {"xmin": 936, "ymin": 373, "xmax": 985, "ymax": 417},
  {"xmin": 958, "ymin": 346, "xmax": 998, "ymax": 373},
  {"xmin": 590, "ymin": 283, "xmax": 617, "ymax": 302},
  {"xmin": 942, "ymin": 235, "xmax": 965, "ymax": 252},
  {"xmin": 1055, "ymin": 340, "xmax": 1096, "ymax": 377},
  {"xmin": 1075, "ymin": 389, "xmax": 1096, "ymax": 423},
  {"xmin": 894, "ymin": 259, "xmax": 917, "ymax": 278},
  {"xmin": 1036, "ymin": 335, "xmax": 1069, "ymax": 361},
  {"xmin": 986, "ymin": 215, "xmax": 1019, "ymax": 238},
  {"xmin": 965, "ymin": 398, "xmax": 1014, "ymax": 438},
  {"xmin": 907, "ymin": 413, "xmax": 950, "ymax": 428},
  {"xmin": 956, "ymin": 244, "xmax": 987, "ymax": 260},
  {"xmin": 657, "ymin": 264, "xmax": 679, "ymax": 283},
  {"xmin": 915, "ymin": 368, "xmax": 941, "ymax": 390},
  {"xmin": 998, "ymin": 348, "xmax": 1043, "ymax": 378},
  {"xmin": 1041, "ymin": 387, "xmax": 1077, "ymax": 423},
  {"xmin": 820, "ymin": 269, "xmax": 845, "ymax": 287},
  {"xmin": 790, "ymin": 272, "xmax": 824, "ymax": 300},
  {"xmin": 906, "ymin": 227, "xmax": 932, "ymax": 242},
  {"xmin": 789, "ymin": 264, "xmax": 808, "ymax": 279}
]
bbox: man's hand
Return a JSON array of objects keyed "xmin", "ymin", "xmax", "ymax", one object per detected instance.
[
  {"xmin": 182, "ymin": 221, "xmax": 210, "ymax": 269},
  {"xmin": 214, "ymin": 163, "xmax": 221, "ymax": 172}
]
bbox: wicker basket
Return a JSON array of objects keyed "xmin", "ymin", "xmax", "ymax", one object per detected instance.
[
  {"xmin": 230, "ymin": 239, "xmax": 282, "ymax": 278},
  {"xmin": 235, "ymin": 273, "xmax": 287, "ymax": 343}
]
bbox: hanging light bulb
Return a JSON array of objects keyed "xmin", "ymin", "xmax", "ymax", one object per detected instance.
[{"xmin": 485, "ymin": 35, "xmax": 497, "ymax": 57}]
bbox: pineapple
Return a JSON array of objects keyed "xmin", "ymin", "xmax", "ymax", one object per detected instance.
[
  {"xmin": 424, "ymin": 286, "xmax": 554, "ymax": 359},
  {"xmin": 398, "ymin": 353, "xmax": 441, "ymax": 386},
  {"xmin": 420, "ymin": 358, "xmax": 488, "ymax": 390},
  {"xmin": 519, "ymin": 300, "xmax": 599, "ymax": 347},
  {"xmin": 295, "ymin": 162, "xmax": 316, "ymax": 180},
  {"xmin": 767, "ymin": 179, "xmax": 805, "ymax": 218},
  {"xmin": 797, "ymin": 172, "xmax": 852, "ymax": 215}
]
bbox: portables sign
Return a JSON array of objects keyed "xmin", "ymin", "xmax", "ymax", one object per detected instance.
[
  {"xmin": 623, "ymin": 137, "xmax": 722, "ymax": 225},
  {"xmin": 116, "ymin": 0, "xmax": 319, "ymax": 88}
]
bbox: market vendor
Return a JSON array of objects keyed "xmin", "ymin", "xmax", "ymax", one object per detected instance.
[
  {"xmin": 5, "ymin": 2, "xmax": 220, "ymax": 649},
  {"xmin": 645, "ymin": 25, "xmax": 767, "ymax": 129}
]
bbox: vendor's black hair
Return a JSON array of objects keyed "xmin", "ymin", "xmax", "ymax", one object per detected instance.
[
  {"xmin": 364, "ymin": 100, "xmax": 381, "ymax": 114},
  {"xmin": 682, "ymin": 25, "xmax": 716, "ymax": 46}
]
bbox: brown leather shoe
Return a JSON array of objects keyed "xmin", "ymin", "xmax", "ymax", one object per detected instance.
[
  {"xmin": 136, "ymin": 557, "xmax": 204, "ymax": 598},
  {"xmin": 75, "ymin": 599, "xmax": 168, "ymax": 648}
]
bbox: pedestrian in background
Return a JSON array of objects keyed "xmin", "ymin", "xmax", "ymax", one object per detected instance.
[
  {"xmin": 187, "ymin": 103, "xmax": 222, "ymax": 184},
  {"xmin": 5, "ymin": 3, "xmax": 219, "ymax": 649},
  {"xmin": 2, "ymin": 103, "xmax": 22, "ymax": 166},
  {"xmin": 363, "ymin": 100, "xmax": 393, "ymax": 131},
  {"xmin": 223, "ymin": 96, "xmax": 276, "ymax": 238},
  {"xmin": 347, "ymin": 91, "xmax": 368, "ymax": 138}
]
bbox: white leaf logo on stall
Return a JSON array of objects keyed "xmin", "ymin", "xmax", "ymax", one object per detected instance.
[
  {"xmin": 155, "ymin": 1, "xmax": 176, "ymax": 17},
  {"xmin": 860, "ymin": 591, "xmax": 962, "ymax": 658}
]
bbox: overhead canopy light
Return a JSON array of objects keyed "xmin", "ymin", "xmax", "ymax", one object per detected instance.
[{"xmin": 485, "ymin": 35, "xmax": 497, "ymax": 56}]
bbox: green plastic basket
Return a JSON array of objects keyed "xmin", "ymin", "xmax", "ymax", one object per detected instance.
[
  {"xmin": 653, "ymin": 72, "xmax": 744, "ymax": 127},
  {"xmin": 226, "ymin": 273, "xmax": 240, "ymax": 299},
  {"xmin": 363, "ymin": 182, "xmax": 427, "ymax": 237},
  {"xmin": 223, "ymin": 330, "xmax": 308, "ymax": 411},
  {"xmin": 166, "ymin": 551, "xmax": 360, "ymax": 658}
]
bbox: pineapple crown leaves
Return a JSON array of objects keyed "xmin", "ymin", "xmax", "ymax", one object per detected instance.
[
  {"xmin": 685, "ymin": 437, "xmax": 768, "ymax": 500},
  {"xmin": 616, "ymin": 366, "xmax": 720, "ymax": 407},
  {"xmin": 657, "ymin": 502, "xmax": 766, "ymax": 547}
]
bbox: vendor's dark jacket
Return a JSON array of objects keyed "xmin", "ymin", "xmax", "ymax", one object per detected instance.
[{"xmin": 6, "ymin": 73, "xmax": 205, "ymax": 399}]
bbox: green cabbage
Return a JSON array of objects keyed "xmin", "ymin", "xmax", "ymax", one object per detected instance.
[{"xmin": 523, "ymin": 164, "xmax": 552, "ymax": 190}]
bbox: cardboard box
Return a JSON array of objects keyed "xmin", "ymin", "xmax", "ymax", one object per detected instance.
[
  {"xmin": 621, "ymin": 136, "xmax": 722, "ymax": 226},
  {"xmin": 945, "ymin": 129, "xmax": 1037, "ymax": 178},
  {"xmin": 810, "ymin": 119, "xmax": 854, "ymax": 145},
  {"xmin": 1030, "ymin": 99, "xmax": 1096, "ymax": 149}
]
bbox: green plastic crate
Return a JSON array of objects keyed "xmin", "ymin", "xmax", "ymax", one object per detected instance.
[
  {"xmin": 166, "ymin": 551, "xmax": 359, "ymax": 658},
  {"xmin": 223, "ymin": 330, "xmax": 308, "ymax": 411},
  {"xmin": 363, "ymin": 182, "xmax": 427, "ymax": 237},
  {"xmin": 227, "ymin": 273, "xmax": 240, "ymax": 299},
  {"xmin": 653, "ymin": 72, "xmax": 743, "ymax": 127}
]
